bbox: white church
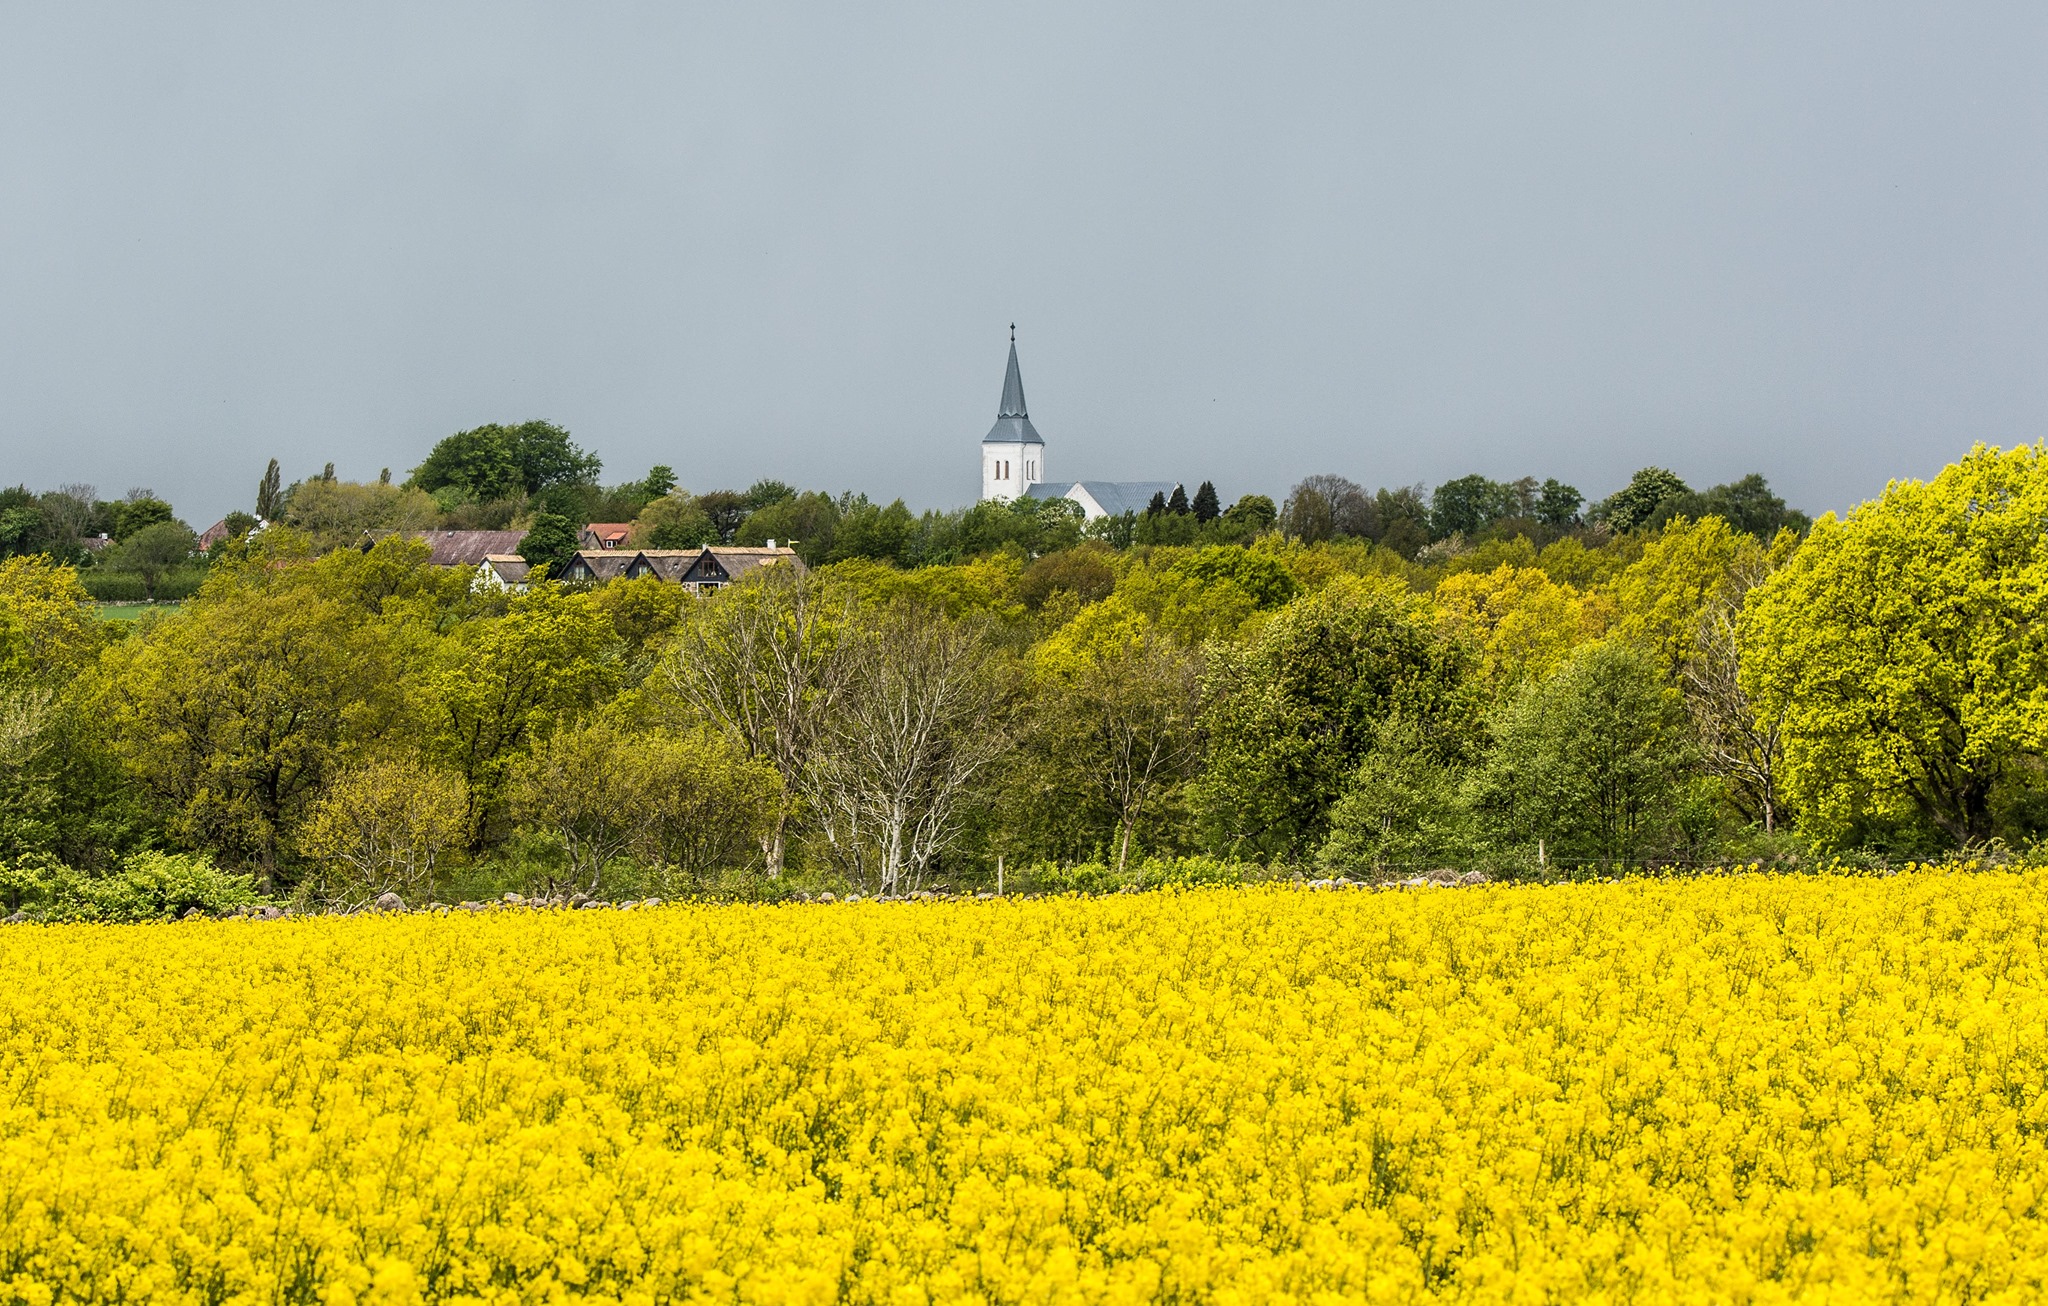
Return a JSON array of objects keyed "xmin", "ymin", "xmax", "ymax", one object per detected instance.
[{"xmin": 979, "ymin": 329, "xmax": 1178, "ymax": 520}]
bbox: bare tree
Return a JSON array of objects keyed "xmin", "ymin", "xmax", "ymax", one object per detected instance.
[
  {"xmin": 660, "ymin": 566, "xmax": 841, "ymax": 876},
  {"xmin": 806, "ymin": 604, "xmax": 1011, "ymax": 896},
  {"xmin": 1681, "ymin": 553, "xmax": 1786, "ymax": 832}
]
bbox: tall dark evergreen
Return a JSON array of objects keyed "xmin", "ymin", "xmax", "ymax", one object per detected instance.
[
  {"xmin": 1191, "ymin": 481, "xmax": 1221, "ymax": 524},
  {"xmin": 1145, "ymin": 491, "xmax": 1168, "ymax": 517},
  {"xmin": 256, "ymin": 459, "xmax": 283, "ymax": 521},
  {"xmin": 1167, "ymin": 484, "xmax": 1191, "ymax": 516}
]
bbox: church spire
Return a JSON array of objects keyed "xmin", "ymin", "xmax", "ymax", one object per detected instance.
[
  {"xmin": 998, "ymin": 325, "xmax": 1028, "ymax": 419},
  {"xmin": 981, "ymin": 325, "xmax": 1044, "ymax": 449}
]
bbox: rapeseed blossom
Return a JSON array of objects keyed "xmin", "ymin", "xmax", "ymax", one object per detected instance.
[{"xmin": 3, "ymin": 870, "xmax": 2045, "ymax": 1303}]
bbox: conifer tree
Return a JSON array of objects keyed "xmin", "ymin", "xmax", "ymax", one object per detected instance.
[
  {"xmin": 255, "ymin": 459, "xmax": 283, "ymax": 521},
  {"xmin": 1192, "ymin": 480, "xmax": 1221, "ymax": 523},
  {"xmin": 1167, "ymin": 484, "xmax": 1191, "ymax": 516}
]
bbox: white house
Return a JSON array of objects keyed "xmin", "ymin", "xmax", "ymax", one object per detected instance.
[{"xmin": 979, "ymin": 329, "xmax": 1177, "ymax": 521}]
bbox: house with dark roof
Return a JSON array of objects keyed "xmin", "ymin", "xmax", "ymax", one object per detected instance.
[
  {"xmin": 475, "ymin": 554, "xmax": 532, "ymax": 592},
  {"xmin": 411, "ymin": 530, "xmax": 529, "ymax": 567},
  {"xmin": 554, "ymin": 550, "xmax": 636, "ymax": 584},
  {"xmin": 559, "ymin": 545, "xmax": 802, "ymax": 590},
  {"xmin": 978, "ymin": 327, "xmax": 1178, "ymax": 521}
]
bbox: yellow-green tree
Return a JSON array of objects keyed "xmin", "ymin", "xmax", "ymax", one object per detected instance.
[
  {"xmin": 1612, "ymin": 516, "xmax": 1759, "ymax": 678},
  {"xmin": 1015, "ymin": 596, "xmax": 1203, "ymax": 871},
  {"xmin": 0, "ymin": 556, "xmax": 99, "ymax": 679},
  {"xmin": 101, "ymin": 582, "xmax": 406, "ymax": 876},
  {"xmin": 297, "ymin": 758, "xmax": 468, "ymax": 904},
  {"xmin": 633, "ymin": 727, "xmax": 781, "ymax": 886},
  {"xmin": 1740, "ymin": 444, "xmax": 2048, "ymax": 846},
  {"xmin": 425, "ymin": 585, "xmax": 619, "ymax": 846},
  {"xmin": 1433, "ymin": 564, "xmax": 1608, "ymax": 690}
]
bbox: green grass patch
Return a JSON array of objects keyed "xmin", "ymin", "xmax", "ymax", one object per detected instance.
[{"xmin": 95, "ymin": 602, "xmax": 178, "ymax": 622}]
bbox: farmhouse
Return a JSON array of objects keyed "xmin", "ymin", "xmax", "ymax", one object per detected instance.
[
  {"xmin": 411, "ymin": 530, "xmax": 528, "ymax": 567},
  {"xmin": 556, "ymin": 544, "xmax": 802, "ymax": 591},
  {"xmin": 474, "ymin": 554, "xmax": 531, "ymax": 592}
]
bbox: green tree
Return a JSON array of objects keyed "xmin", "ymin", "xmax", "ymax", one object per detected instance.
[
  {"xmin": 694, "ymin": 490, "xmax": 752, "ymax": 543},
  {"xmin": 1429, "ymin": 474, "xmax": 1518, "ymax": 540},
  {"xmin": 100, "ymin": 579, "xmax": 406, "ymax": 878},
  {"xmin": 829, "ymin": 497, "xmax": 918, "ymax": 564},
  {"xmin": 1648, "ymin": 473, "xmax": 1811, "ymax": 539},
  {"xmin": 1018, "ymin": 545, "xmax": 1117, "ymax": 611},
  {"xmin": 1534, "ymin": 478, "xmax": 1582, "ymax": 527},
  {"xmin": 1165, "ymin": 546, "xmax": 1299, "ymax": 610},
  {"xmin": 1612, "ymin": 515, "xmax": 1758, "ymax": 678},
  {"xmin": 412, "ymin": 421, "xmax": 596, "ymax": 502},
  {"xmin": 282, "ymin": 479, "xmax": 438, "ymax": 552},
  {"xmin": 736, "ymin": 491, "xmax": 841, "ymax": 560},
  {"xmin": 1317, "ymin": 717, "xmax": 1477, "ymax": 874},
  {"xmin": 0, "ymin": 491, "xmax": 45, "ymax": 560},
  {"xmin": 256, "ymin": 458, "xmax": 284, "ymax": 521},
  {"xmin": 426, "ymin": 586, "xmax": 619, "ymax": 846},
  {"xmin": 110, "ymin": 521, "xmax": 197, "ymax": 601},
  {"xmin": 510, "ymin": 719, "xmax": 646, "ymax": 894},
  {"xmin": 518, "ymin": 513, "xmax": 581, "ymax": 578},
  {"xmin": 409, "ymin": 426, "xmax": 523, "ymax": 501},
  {"xmin": 633, "ymin": 727, "xmax": 783, "ymax": 885},
  {"xmin": 634, "ymin": 493, "xmax": 719, "ymax": 550},
  {"xmin": 1597, "ymin": 467, "xmax": 1691, "ymax": 533},
  {"xmin": 1191, "ymin": 481, "xmax": 1221, "ymax": 524},
  {"xmin": 1193, "ymin": 576, "xmax": 1476, "ymax": 859},
  {"xmin": 506, "ymin": 421, "xmax": 602, "ymax": 494},
  {"xmin": 0, "ymin": 557, "xmax": 99, "ymax": 678},
  {"xmin": 1015, "ymin": 597, "xmax": 1202, "ymax": 871},
  {"xmin": 1473, "ymin": 641, "xmax": 1697, "ymax": 867},
  {"xmin": 1217, "ymin": 494, "xmax": 1277, "ymax": 539},
  {"xmin": 110, "ymin": 495, "xmax": 176, "ymax": 541},
  {"xmin": 641, "ymin": 465, "xmax": 677, "ymax": 499},
  {"xmin": 1739, "ymin": 444, "xmax": 2048, "ymax": 847}
]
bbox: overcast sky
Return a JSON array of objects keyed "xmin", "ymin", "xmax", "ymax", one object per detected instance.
[{"xmin": 3, "ymin": 3, "xmax": 2044, "ymax": 525}]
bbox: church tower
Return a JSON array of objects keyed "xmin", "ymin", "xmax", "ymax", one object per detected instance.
[{"xmin": 981, "ymin": 326, "xmax": 1045, "ymax": 502}]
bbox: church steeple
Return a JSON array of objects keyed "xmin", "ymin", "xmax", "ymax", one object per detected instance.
[
  {"xmin": 998, "ymin": 324, "xmax": 1028, "ymax": 419},
  {"xmin": 981, "ymin": 325, "xmax": 1044, "ymax": 502},
  {"xmin": 983, "ymin": 327, "xmax": 1043, "ymax": 447}
]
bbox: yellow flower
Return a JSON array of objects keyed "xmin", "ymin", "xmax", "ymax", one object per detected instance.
[{"xmin": 4, "ymin": 870, "xmax": 2047, "ymax": 1301}]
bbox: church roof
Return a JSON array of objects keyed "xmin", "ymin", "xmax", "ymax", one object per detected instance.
[
  {"xmin": 1026, "ymin": 480, "xmax": 1181, "ymax": 518},
  {"xmin": 982, "ymin": 339, "xmax": 1044, "ymax": 446}
]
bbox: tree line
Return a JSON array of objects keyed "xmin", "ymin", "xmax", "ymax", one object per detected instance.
[{"xmin": 0, "ymin": 440, "xmax": 2038, "ymax": 918}]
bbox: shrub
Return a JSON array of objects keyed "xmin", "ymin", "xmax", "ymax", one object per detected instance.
[
  {"xmin": 41, "ymin": 851, "xmax": 262, "ymax": 922},
  {"xmin": 1135, "ymin": 855, "xmax": 1248, "ymax": 889}
]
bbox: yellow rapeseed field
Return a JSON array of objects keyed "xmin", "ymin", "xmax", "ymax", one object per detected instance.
[{"xmin": 4, "ymin": 871, "xmax": 2047, "ymax": 1305}]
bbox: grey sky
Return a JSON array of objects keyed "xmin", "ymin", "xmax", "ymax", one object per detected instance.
[{"xmin": 3, "ymin": 3, "xmax": 2044, "ymax": 526}]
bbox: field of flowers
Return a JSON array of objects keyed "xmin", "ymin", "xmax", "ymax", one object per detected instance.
[{"xmin": 3, "ymin": 870, "xmax": 2046, "ymax": 1304}]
